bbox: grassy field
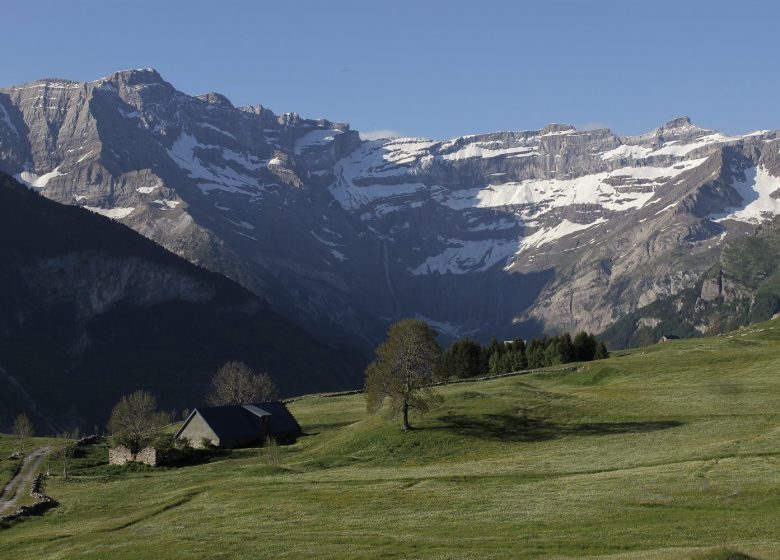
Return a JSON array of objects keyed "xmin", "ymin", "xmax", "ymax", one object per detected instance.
[{"xmin": 1, "ymin": 320, "xmax": 779, "ymax": 559}]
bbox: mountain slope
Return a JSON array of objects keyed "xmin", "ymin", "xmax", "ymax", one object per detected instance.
[
  {"xmin": 601, "ymin": 215, "xmax": 780, "ymax": 347},
  {"xmin": 2, "ymin": 70, "xmax": 780, "ymax": 346},
  {"xmin": 0, "ymin": 173, "xmax": 363, "ymax": 432}
]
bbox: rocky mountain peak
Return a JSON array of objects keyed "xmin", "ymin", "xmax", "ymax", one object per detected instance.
[
  {"xmin": 15, "ymin": 77, "xmax": 82, "ymax": 89},
  {"xmin": 540, "ymin": 123, "xmax": 577, "ymax": 135},
  {"xmin": 654, "ymin": 116, "xmax": 708, "ymax": 139},
  {"xmin": 662, "ymin": 115, "xmax": 693, "ymax": 127},
  {"xmin": 105, "ymin": 67, "xmax": 165, "ymax": 85},
  {"xmin": 196, "ymin": 92, "xmax": 234, "ymax": 108}
]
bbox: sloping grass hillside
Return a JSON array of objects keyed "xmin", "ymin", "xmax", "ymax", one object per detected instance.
[{"xmin": 1, "ymin": 320, "xmax": 779, "ymax": 559}]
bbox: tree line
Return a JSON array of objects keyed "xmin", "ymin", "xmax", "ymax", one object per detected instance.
[{"xmin": 438, "ymin": 331, "xmax": 608, "ymax": 380}]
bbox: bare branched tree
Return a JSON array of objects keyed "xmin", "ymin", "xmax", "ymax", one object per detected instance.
[
  {"xmin": 364, "ymin": 319, "xmax": 443, "ymax": 430},
  {"xmin": 56, "ymin": 429, "xmax": 79, "ymax": 480},
  {"xmin": 12, "ymin": 414, "xmax": 34, "ymax": 454},
  {"xmin": 206, "ymin": 362, "xmax": 279, "ymax": 406},
  {"xmin": 108, "ymin": 390, "xmax": 167, "ymax": 453}
]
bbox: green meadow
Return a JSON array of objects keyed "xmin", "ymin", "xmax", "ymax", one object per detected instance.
[{"xmin": 1, "ymin": 320, "xmax": 779, "ymax": 559}]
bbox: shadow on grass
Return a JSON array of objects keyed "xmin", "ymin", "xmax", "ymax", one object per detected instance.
[{"xmin": 437, "ymin": 414, "xmax": 682, "ymax": 442}]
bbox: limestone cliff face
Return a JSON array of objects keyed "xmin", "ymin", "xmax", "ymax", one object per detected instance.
[
  {"xmin": 600, "ymin": 214, "xmax": 780, "ymax": 348},
  {"xmin": 3, "ymin": 70, "xmax": 780, "ymax": 346}
]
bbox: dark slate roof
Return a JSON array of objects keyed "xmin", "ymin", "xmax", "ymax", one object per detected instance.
[
  {"xmin": 175, "ymin": 401, "xmax": 301, "ymax": 441},
  {"xmin": 252, "ymin": 401, "xmax": 302, "ymax": 435}
]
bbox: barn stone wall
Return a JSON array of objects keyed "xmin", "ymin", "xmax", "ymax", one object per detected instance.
[
  {"xmin": 178, "ymin": 414, "xmax": 220, "ymax": 448},
  {"xmin": 108, "ymin": 445, "xmax": 158, "ymax": 466}
]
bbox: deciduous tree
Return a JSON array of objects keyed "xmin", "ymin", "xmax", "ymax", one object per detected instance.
[
  {"xmin": 108, "ymin": 390, "xmax": 167, "ymax": 453},
  {"xmin": 206, "ymin": 361, "xmax": 279, "ymax": 406},
  {"xmin": 365, "ymin": 319, "xmax": 442, "ymax": 431},
  {"xmin": 13, "ymin": 414, "xmax": 34, "ymax": 454}
]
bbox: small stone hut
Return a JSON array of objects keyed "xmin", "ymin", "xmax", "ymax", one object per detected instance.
[
  {"xmin": 175, "ymin": 402, "xmax": 301, "ymax": 449},
  {"xmin": 108, "ymin": 445, "xmax": 159, "ymax": 466}
]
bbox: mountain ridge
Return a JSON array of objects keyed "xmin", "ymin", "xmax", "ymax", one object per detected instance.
[{"xmin": 2, "ymin": 69, "xmax": 780, "ymax": 349}]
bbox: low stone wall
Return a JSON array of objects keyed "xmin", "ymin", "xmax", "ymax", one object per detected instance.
[
  {"xmin": 286, "ymin": 365, "xmax": 578, "ymax": 403},
  {"xmin": 0, "ymin": 474, "xmax": 58, "ymax": 529},
  {"xmin": 108, "ymin": 445, "xmax": 158, "ymax": 466},
  {"xmin": 76, "ymin": 435, "xmax": 103, "ymax": 447}
]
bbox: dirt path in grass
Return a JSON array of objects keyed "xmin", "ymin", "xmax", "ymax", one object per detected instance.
[{"xmin": 0, "ymin": 447, "xmax": 50, "ymax": 515}]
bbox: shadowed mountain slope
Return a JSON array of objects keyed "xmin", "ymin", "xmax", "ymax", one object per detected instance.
[{"xmin": 0, "ymin": 173, "xmax": 364, "ymax": 432}]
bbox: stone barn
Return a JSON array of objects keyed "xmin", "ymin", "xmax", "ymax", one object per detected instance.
[
  {"xmin": 175, "ymin": 402, "xmax": 301, "ymax": 449},
  {"xmin": 108, "ymin": 445, "xmax": 159, "ymax": 466}
]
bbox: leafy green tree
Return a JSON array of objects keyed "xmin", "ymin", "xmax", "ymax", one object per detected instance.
[
  {"xmin": 545, "ymin": 339, "xmax": 561, "ymax": 365},
  {"xmin": 486, "ymin": 336, "xmax": 504, "ymax": 359},
  {"xmin": 108, "ymin": 390, "xmax": 168, "ymax": 453},
  {"xmin": 573, "ymin": 331, "xmax": 597, "ymax": 361},
  {"xmin": 488, "ymin": 351, "xmax": 503, "ymax": 374},
  {"xmin": 13, "ymin": 414, "xmax": 34, "ymax": 454},
  {"xmin": 439, "ymin": 339, "xmax": 483, "ymax": 379},
  {"xmin": 595, "ymin": 341, "xmax": 610, "ymax": 360},
  {"xmin": 527, "ymin": 338, "xmax": 546, "ymax": 369},
  {"xmin": 365, "ymin": 319, "xmax": 443, "ymax": 431},
  {"xmin": 556, "ymin": 333, "xmax": 575, "ymax": 363},
  {"xmin": 505, "ymin": 351, "xmax": 524, "ymax": 372},
  {"xmin": 508, "ymin": 339, "xmax": 528, "ymax": 370}
]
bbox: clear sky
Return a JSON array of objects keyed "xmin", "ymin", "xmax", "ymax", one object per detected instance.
[{"xmin": 3, "ymin": 0, "xmax": 779, "ymax": 139}]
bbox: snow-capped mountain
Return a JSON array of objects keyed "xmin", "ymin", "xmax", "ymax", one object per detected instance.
[{"xmin": 2, "ymin": 69, "xmax": 779, "ymax": 346}]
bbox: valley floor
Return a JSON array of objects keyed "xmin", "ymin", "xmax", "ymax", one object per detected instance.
[{"xmin": 1, "ymin": 322, "xmax": 779, "ymax": 559}]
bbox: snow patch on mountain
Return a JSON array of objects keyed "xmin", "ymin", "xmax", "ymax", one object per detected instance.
[
  {"xmin": 414, "ymin": 313, "xmax": 473, "ymax": 339},
  {"xmin": 295, "ymin": 129, "xmax": 343, "ymax": 155},
  {"xmin": 153, "ymin": 199, "xmax": 180, "ymax": 209},
  {"xmin": 712, "ymin": 166, "xmax": 780, "ymax": 223},
  {"xmin": 517, "ymin": 218, "xmax": 607, "ymax": 253},
  {"xmin": 310, "ymin": 230, "xmax": 340, "ymax": 247},
  {"xmin": 167, "ymin": 133, "xmax": 264, "ymax": 195},
  {"xmin": 329, "ymin": 249, "xmax": 348, "ymax": 262},
  {"xmin": 444, "ymin": 160, "xmax": 707, "ymax": 214},
  {"xmin": 649, "ymin": 133, "xmax": 733, "ymax": 157},
  {"xmin": 198, "ymin": 122, "xmax": 236, "ymax": 139},
  {"xmin": 85, "ymin": 206, "xmax": 135, "ymax": 219},
  {"xmin": 600, "ymin": 144, "xmax": 652, "ymax": 160},
  {"xmin": 410, "ymin": 238, "xmax": 519, "ymax": 275},
  {"xmin": 16, "ymin": 167, "xmax": 65, "ymax": 189},
  {"xmin": 441, "ymin": 143, "xmax": 537, "ymax": 161}
]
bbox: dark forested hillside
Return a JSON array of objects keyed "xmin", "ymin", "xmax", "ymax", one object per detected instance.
[{"xmin": 0, "ymin": 174, "xmax": 364, "ymax": 432}]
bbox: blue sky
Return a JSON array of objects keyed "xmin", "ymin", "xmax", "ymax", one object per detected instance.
[{"xmin": 3, "ymin": 0, "xmax": 779, "ymax": 139}]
